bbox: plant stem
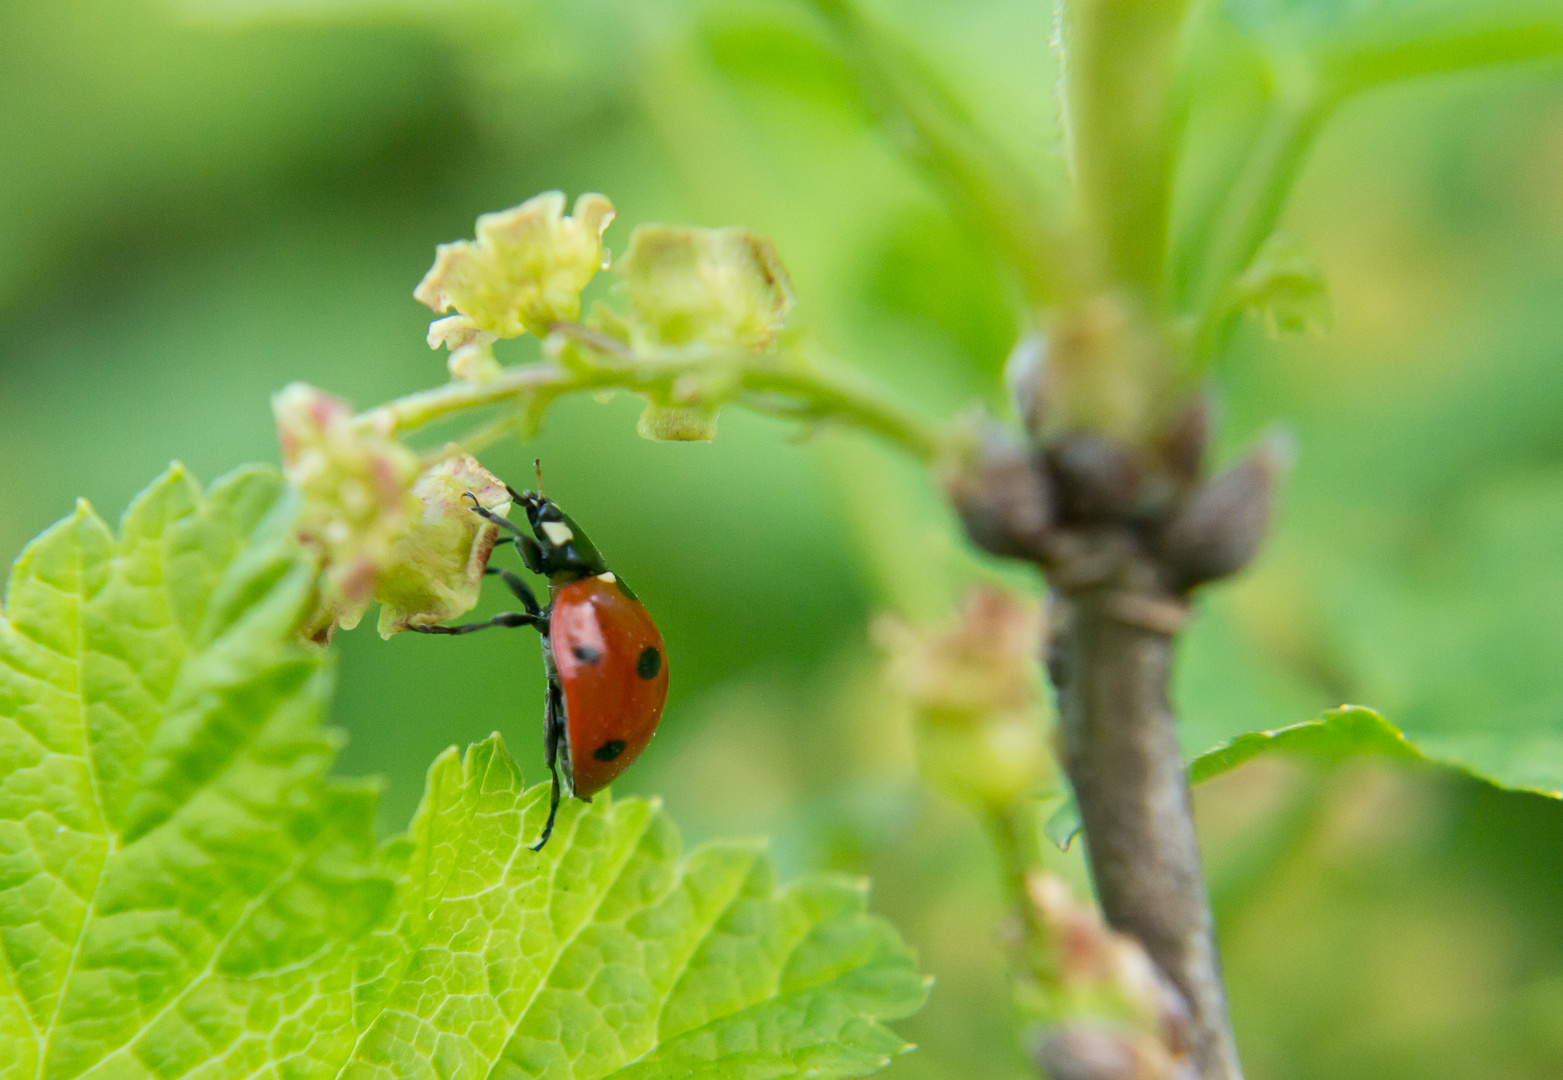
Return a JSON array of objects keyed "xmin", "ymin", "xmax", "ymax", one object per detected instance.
[
  {"xmin": 1057, "ymin": 0, "xmax": 1199, "ymax": 300},
  {"xmin": 355, "ymin": 336, "xmax": 942, "ymax": 463},
  {"xmin": 1050, "ymin": 587, "xmax": 1243, "ymax": 1080}
]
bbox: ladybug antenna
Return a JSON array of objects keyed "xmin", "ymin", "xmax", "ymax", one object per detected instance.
[{"xmin": 534, "ymin": 458, "xmax": 544, "ymax": 497}]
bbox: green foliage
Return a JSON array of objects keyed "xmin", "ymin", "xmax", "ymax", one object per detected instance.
[
  {"xmin": 0, "ymin": 469, "xmax": 926, "ymax": 1079},
  {"xmin": 354, "ymin": 735, "xmax": 927, "ymax": 1080},
  {"xmin": 1190, "ymin": 706, "xmax": 1431, "ymax": 784}
]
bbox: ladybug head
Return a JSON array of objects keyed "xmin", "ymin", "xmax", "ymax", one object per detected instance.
[{"xmin": 504, "ymin": 484, "xmax": 609, "ymax": 581}]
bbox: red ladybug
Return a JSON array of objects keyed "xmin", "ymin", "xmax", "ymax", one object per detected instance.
[{"xmin": 414, "ymin": 476, "xmax": 668, "ymax": 849}]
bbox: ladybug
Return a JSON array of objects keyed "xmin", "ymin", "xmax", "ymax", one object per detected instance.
[{"xmin": 413, "ymin": 475, "xmax": 668, "ymax": 850}]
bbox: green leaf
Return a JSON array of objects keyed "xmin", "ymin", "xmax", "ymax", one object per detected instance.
[
  {"xmin": 1188, "ymin": 705, "xmax": 1563, "ymax": 800},
  {"xmin": 1046, "ymin": 706, "xmax": 1562, "ymax": 851},
  {"xmin": 1188, "ymin": 706, "xmax": 1424, "ymax": 784},
  {"xmin": 343, "ymin": 734, "xmax": 929, "ymax": 1080},
  {"xmin": 1, "ymin": 466, "xmax": 927, "ymax": 1079},
  {"xmin": 0, "ymin": 463, "xmax": 389, "ymax": 1080}
]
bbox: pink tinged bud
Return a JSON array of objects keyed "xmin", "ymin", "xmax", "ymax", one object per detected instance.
[
  {"xmin": 374, "ymin": 453, "xmax": 514, "ymax": 638},
  {"xmin": 875, "ymin": 588, "xmax": 1055, "ymax": 807},
  {"xmin": 1159, "ymin": 430, "xmax": 1293, "ymax": 591},
  {"xmin": 272, "ymin": 382, "xmax": 422, "ymax": 637},
  {"xmin": 1025, "ymin": 873, "xmax": 1194, "ymax": 1072}
]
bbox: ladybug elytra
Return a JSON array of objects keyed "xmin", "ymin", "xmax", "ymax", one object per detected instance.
[{"xmin": 414, "ymin": 473, "xmax": 668, "ymax": 850}]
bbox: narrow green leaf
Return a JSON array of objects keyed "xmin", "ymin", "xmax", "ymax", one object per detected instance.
[{"xmin": 1048, "ymin": 706, "xmax": 1561, "ymax": 852}]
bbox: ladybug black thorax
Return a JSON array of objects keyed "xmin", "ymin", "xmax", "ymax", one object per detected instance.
[{"xmin": 507, "ymin": 486, "xmax": 609, "ymax": 583}]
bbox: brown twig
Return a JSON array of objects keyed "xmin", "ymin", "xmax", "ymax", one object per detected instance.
[{"xmin": 942, "ymin": 384, "xmax": 1287, "ymax": 1080}]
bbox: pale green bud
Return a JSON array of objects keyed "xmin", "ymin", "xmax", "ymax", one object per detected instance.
[
  {"xmin": 615, "ymin": 225, "xmax": 795, "ymax": 351},
  {"xmin": 415, "ymin": 191, "xmax": 615, "ymax": 341},
  {"xmin": 375, "ymin": 453, "xmax": 513, "ymax": 638},
  {"xmin": 874, "ymin": 587, "xmax": 1055, "ymax": 809},
  {"xmin": 274, "ymin": 383, "xmax": 421, "ymax": 638}
]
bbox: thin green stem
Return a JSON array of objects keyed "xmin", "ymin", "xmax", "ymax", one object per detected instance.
[{"xmin": 358, "ymin": 330, "xmax": 943, "ymax": 463}]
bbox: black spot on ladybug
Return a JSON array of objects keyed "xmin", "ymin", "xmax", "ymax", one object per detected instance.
[
  {"xmin": 572, "ymin": 643, "xmax": 602, "ymax": 665},
  {"xmin": 593, "ymin": 739, "xmax": 626, "ymax": 762},
  {"xmin": 637, "ymin": 646, "xmax": 661, "ymax": 680}
]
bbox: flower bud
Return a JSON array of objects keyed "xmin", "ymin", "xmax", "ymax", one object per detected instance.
[
  {"xmin": 874, "ymin": 587, "xmax": 1054, "ymax": 809},
  {"xmin": 636, "ymin": 402, "xmax": 720, "ymax": 442},
  {"xmin": 1025, "ymin": 872, "xmax": 1193, "ymax": 1068},
  {"xmin": 274, "ymin": 383, "xmax": 422, "ymax": 638},
  {"xmin": 1232, "ymin": 234, "xmax": 1330, "ymax": 338},
  {"xmin": 415, "ymin": 191, "xmax": 615, "ymax": 342},
  {"xmin": 374, "ymin": 453, "xmax": 513, "ymax": 638}
]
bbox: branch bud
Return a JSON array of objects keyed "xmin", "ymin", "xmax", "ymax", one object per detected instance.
[
  {"xmin": 1045, "ymin": 435, "xmax": 1149, "ymax": 524},
  {"xmin": 938, "ymin": 411, "xmax": 1053, "ymax": 560},
  {"xmin": 1153, "ymin": 390, "xmax": 1213, "ymax": 487},
  {"xmin": 1005, "ymin": 329, "xmax": 1051, "ymax": 439},
  {"xmin": 1159, "ymin": 430, "xmax": 1293, "ymax": 591}
]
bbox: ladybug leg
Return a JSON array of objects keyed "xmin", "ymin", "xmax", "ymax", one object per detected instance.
[
  {"xmin": 492, "ymin": 569, "xmax": 544, "ymax": 620},
  {"xmin": 410, "ymin": 611, "xmax": 546, "ymax": 635},
  {"xmin": 530, "ymin": 679, "xmax": 566, "ymax": 851}
]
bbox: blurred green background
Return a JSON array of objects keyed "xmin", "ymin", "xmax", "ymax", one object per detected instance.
[{"xmin": 5, "ymin": 1, "xmax": 1563, "ymax": 1076}]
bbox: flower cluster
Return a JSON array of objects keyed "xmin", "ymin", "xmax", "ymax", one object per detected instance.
[{"xmin": 273, "ymin": 383, "xmax": 511, "ymax": 640}]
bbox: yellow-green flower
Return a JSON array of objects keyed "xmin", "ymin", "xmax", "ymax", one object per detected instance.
[
  {"xmin": 415, "ymin": 191, "xmax": 615, "ymax": 342},
  {"xmin": 375, "ymin": 454, "xmax": 513, "ymax": 638}
]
